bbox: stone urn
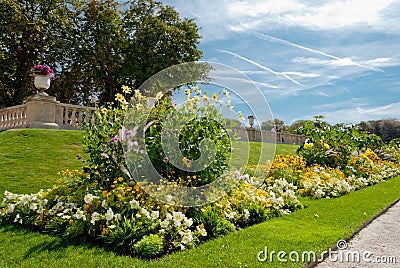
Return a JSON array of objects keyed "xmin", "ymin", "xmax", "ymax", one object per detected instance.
[{"xmin": 34, "ymin": 74, "xmax": 51, "ymax": 95}]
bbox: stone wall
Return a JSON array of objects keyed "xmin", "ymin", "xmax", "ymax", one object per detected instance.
[{"xmin": 231, "ymin": 127, "xmax": 307, "ymax": 145}]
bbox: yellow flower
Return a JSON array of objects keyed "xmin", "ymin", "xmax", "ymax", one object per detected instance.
[
  {"xmin": 134, "ymin": 89, "xmax": 143, "ymax": 101},
  {"xmin": 101, "ymin": 107, "xmax": 108, "ymax": 114},
  {"xmin": 323, "ymin": 143, "xmax": 330, "ymax": 150},
  {"xmin": 223, "ymin": 88, "xmax": 229, "ymax": 97},
  {"xmin": 194, "ymin": 86, "xmax": 202, "ymax": 95},
  {"xmin": 186, "ymin": 100, "xmax": 193, "ymax": 110},
  {"xmin": 227, "ymin": 100, "xmax": 234, "ymax": 111},
  {"xmin": 192, "ymin": 95, "xmax": 200, "ymax": 105},
  {"xmin": 212, "ymin": 93, "xmax": 218, "ymax": 101},
  {"xmin": 182, "ymin": 157, "xmax": 192, "ymax": 168},
  {"xmin": 202, "ymin": 94, "xmax": 209, "ymax": 102},
  {"xmin": 303, "ymin": 143, "xmax": 314, "ymax": 149},
  {"xmin": 185, "ymin": 89, "xmax": 191, "ymax": 99},
  {"xmin": 237, "ymin": 111, "xmax": 244, "ymax": 121},
  {"xmin": 115, "ymin": 93, "xmax": 125, "ymax": 103},
  {"xmin": 121, "ymin": 85, "xmax": 132, "ymax": 94}
]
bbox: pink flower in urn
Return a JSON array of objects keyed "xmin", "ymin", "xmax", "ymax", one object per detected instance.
[{"xmin": 33, "ymin": 64, "xmax": 55, "ymax": 80}]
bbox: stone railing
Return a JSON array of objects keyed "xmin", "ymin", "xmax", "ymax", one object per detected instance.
[
  {"xmin": 232, "ymin": 127, "xmax": 307, "ymax": 145},
  {"xmin": 56, "ymin": 103, "xmax": 96, "ymax": 130},
  {"xmin": 0, "ymin": 93, "xmax": 96, "ymax": 131},
  {"xmin": 0, "ymin": 104, "xmax": 28, "ymax": 131}
]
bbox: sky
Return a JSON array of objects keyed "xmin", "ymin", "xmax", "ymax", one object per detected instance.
[{"xmin": 161, "ymin": 0, "xmax": 400, "ymax": 125}]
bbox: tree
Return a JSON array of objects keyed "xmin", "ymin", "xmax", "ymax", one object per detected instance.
[
  {"xmin": 289, "ymin": 120, "xmax": 308, "ymax": 134},
  {"xmin": 357, "ymin": 119, "xmax": 400, "ymax": 143},
  {"xmin": 0, "ymin": 0, "xmax": 203, "ymax": 107},
  {"xmin": 0, "ymin": 0, "xmax": 78, "ymax": 107},
  {"xmin": 261, "ymin": 118, "xmax": 284, "ymax": 132},
  {"xmin": 121, "ymin": 0, "xmax": 202, "ymax": 96}
]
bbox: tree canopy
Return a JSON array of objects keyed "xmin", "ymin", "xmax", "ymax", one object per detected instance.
[{"xmin": 0, "ymin": 0, "xmax": 202, "ymax": 108}]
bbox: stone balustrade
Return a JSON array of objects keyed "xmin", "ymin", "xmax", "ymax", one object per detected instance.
[
  {"xmin": 0, "ymin": 104, "xmax": 28, "ymax": 131},
  {"xmin": 0, "ymin": 93, "xmax": 96, "ymax": 131},
  {"xmin": 57, "ymin": 103, "xmax": 96, "ymax": 130},
  {"xmin": 231, "ymin": 126, "xmax": 307, "ymax": 145}
]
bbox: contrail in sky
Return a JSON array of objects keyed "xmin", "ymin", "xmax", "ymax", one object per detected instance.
[
  {"xmin": 256, "ymin": 32, "xmax": 383, "ymax": 72},
  {"xmin": 218, "ymin": 49, "xmax": 303, "ymax": 86}
]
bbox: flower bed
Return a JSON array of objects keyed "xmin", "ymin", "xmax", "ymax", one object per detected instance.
[{"xmin": 1, "ymin": 88, "xmax": 399, "ymax": 259}]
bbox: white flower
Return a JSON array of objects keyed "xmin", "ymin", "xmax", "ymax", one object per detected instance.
[
  {"xmin": 160, "ymin": 220, "xmax": 169, "ymax": 229},
  {"xmin": 173, "ymin": 211, "xmax": 184, "ymax": 222},
  {"xmin": 74, "ymin": 209, "xmax": 86, "ymax": 220},
  {"xmin": 180, "ymin": 244, "xmax": 186, "ymax": 251},
  {"xmin": 233, "ymin": 170, "xmax": 241, "ymax": 177},
  {"xmin": 84, "ymin": 193, "xmax": 95, "ymax": 204},
  {"xmin": 14, "ymin": 214, "xmax": 21, "ymax": 223},
  {"xmin": 155, "ymin": 91, "xmax": 163, "ymax": 100},
  {"xmin": 37, "ymin": 206, "xmax": 44, "ymax": 214},
  {"xmin": 105, "ymin": 208, "xmax": 114, "ymax": 221},
  {"xmin": 91, "ymin": 212, "xmax": 100, "ymax": 225},
  {"xmin": 224, "ymin": 211, "xmax": 236, "ymax": 219},
  {"xmin": 101, "ymin": 200, "xmax": 107, "ymax": 208},
  {"xmin": 114, "ymin": 213, "xmax": 121, "ymax": 220},
  {"xmin": 165, "ymin": 213, "xmax": 173, "ymax": 221},
  {"xmin": 184, "ymin": 217, "xmax": 193, "ymax": 227},
  {"xmin": 20, "ymin": 195, "xmax": 30, "ymax": 205},
  {"xmin": 129, "ymin": 199, "xmax": 140, "ymax": 209},
  {"xmin": 243, "ymin": 209, "xmax": 250, "ymax": 220},
  {"xmin": 48, "ymin": 208, "xmax": 56, "ymax": 215},
  {"xmin": 29, "ymin": 202, "xmax": 38, "ymax": 211},
  {"xmin": 151, "ymin": 211, "xmax": 159, "ymax": 220},
  {"xmin": 181, "ymin": 234, "xmax": 193, "ymax": 244},
  {"xmin": 196, "ymin": 225, "xmax": 207, "ymax": 236},
  {"xmin": 141, "ymin": 208, "xmax": 150, "ymax": 218},
  {"xmin": 62, "ymin": 215, "xmax": 71, "ymax": 219},
  {"xmin": 174, "ymin": 220, "xmax": 181, "ymax": 227}
]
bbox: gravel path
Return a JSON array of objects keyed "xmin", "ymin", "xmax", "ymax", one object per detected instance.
[{"xmin": 316, "ymin": 200, "xmax": 400, "ymax": 268}]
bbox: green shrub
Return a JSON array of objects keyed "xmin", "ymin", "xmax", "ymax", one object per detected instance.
[{"xmin": 134, "ymin": 234, "xmax": 164, "ymax": 259}]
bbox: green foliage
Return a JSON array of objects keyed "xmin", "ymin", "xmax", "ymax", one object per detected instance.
[
  {"xmin": 0, "ymin": 0, "xmax": 202, "ymax": 107},
  {"xmin": 295, "ymin": 116, "xmax": 383, "ymax": 168},
  {"xmin": 260, "ymin": 118, "xmax": 284, "ymax": 131},
  {"xmin": 193, "ymin": 207, "xmax": 236, "ymax": 238},
  {"xmin": 122, "ymin": 1, "xmax": 202, "ymax": 94},
  {"xmin": 103, "ymin": 215, "xmax": 159, "ymax": 255},
  {"xmin": 82, "ymin": 102, "xmax": 128, "ymax": 189},
  {"xmin": 145, "ymin": 93, "xmax": 231, "ymax": 186},
  {"xmin": 134, "ymin": 234, "xmax": 164, "ymax": 259},
  {"xmin": 0, "ymin": 0, "xmax": 78, "ymax": 107}
]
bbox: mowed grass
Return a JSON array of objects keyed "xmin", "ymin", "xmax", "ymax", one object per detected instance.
[
  {"xmin": 0, "ymin": 129, "xmax": 86, "ymax": 196},
  {"xmin": 1, "ymin": 129, "xmax": 399, "ymax": 267},
  {"xmin": 231, "ymin": 141, "xmax": 298, "ymax": 167}
]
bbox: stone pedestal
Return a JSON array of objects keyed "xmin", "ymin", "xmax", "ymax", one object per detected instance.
[{"xmin": 25, "ymin": 93, "xmax": 60, "ymax": 129}]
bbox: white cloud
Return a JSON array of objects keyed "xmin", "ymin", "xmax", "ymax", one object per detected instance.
[
  {"xmin": 323, "ymin": 102, "xmax": 400, "ymax": 123},
  {"xmin": 286, "ymin": 0, "xmax": 396, "ymax": 30},
  {"xmin": 363, "ymin": 57, "xmax": 400, "ymax": 68},
  {"xmin": 165, "ymin": 0, "xmax": 400, "ymax": 40}
]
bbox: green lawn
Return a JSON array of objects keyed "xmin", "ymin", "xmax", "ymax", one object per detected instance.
[
  {"xmin": 0, "ymin": 129, "xmax": 399, "ymax": 267},
  {"xmin": 0, "ymin": 129, "xmax": 86, "ymax": 196}
]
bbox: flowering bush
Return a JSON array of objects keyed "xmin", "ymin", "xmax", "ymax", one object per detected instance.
[
  {"xmin": 295, "ymin": 116, "xmax": 383, "ymax": 169},
  {"xmin": 33, "ymin": 64, "xmax": 55, "ymax": 79}
]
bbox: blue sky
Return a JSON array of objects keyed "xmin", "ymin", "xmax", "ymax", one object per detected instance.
[{"xmin": 161, "ymin": 0, "xmax": 400, "ymax": 125}]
